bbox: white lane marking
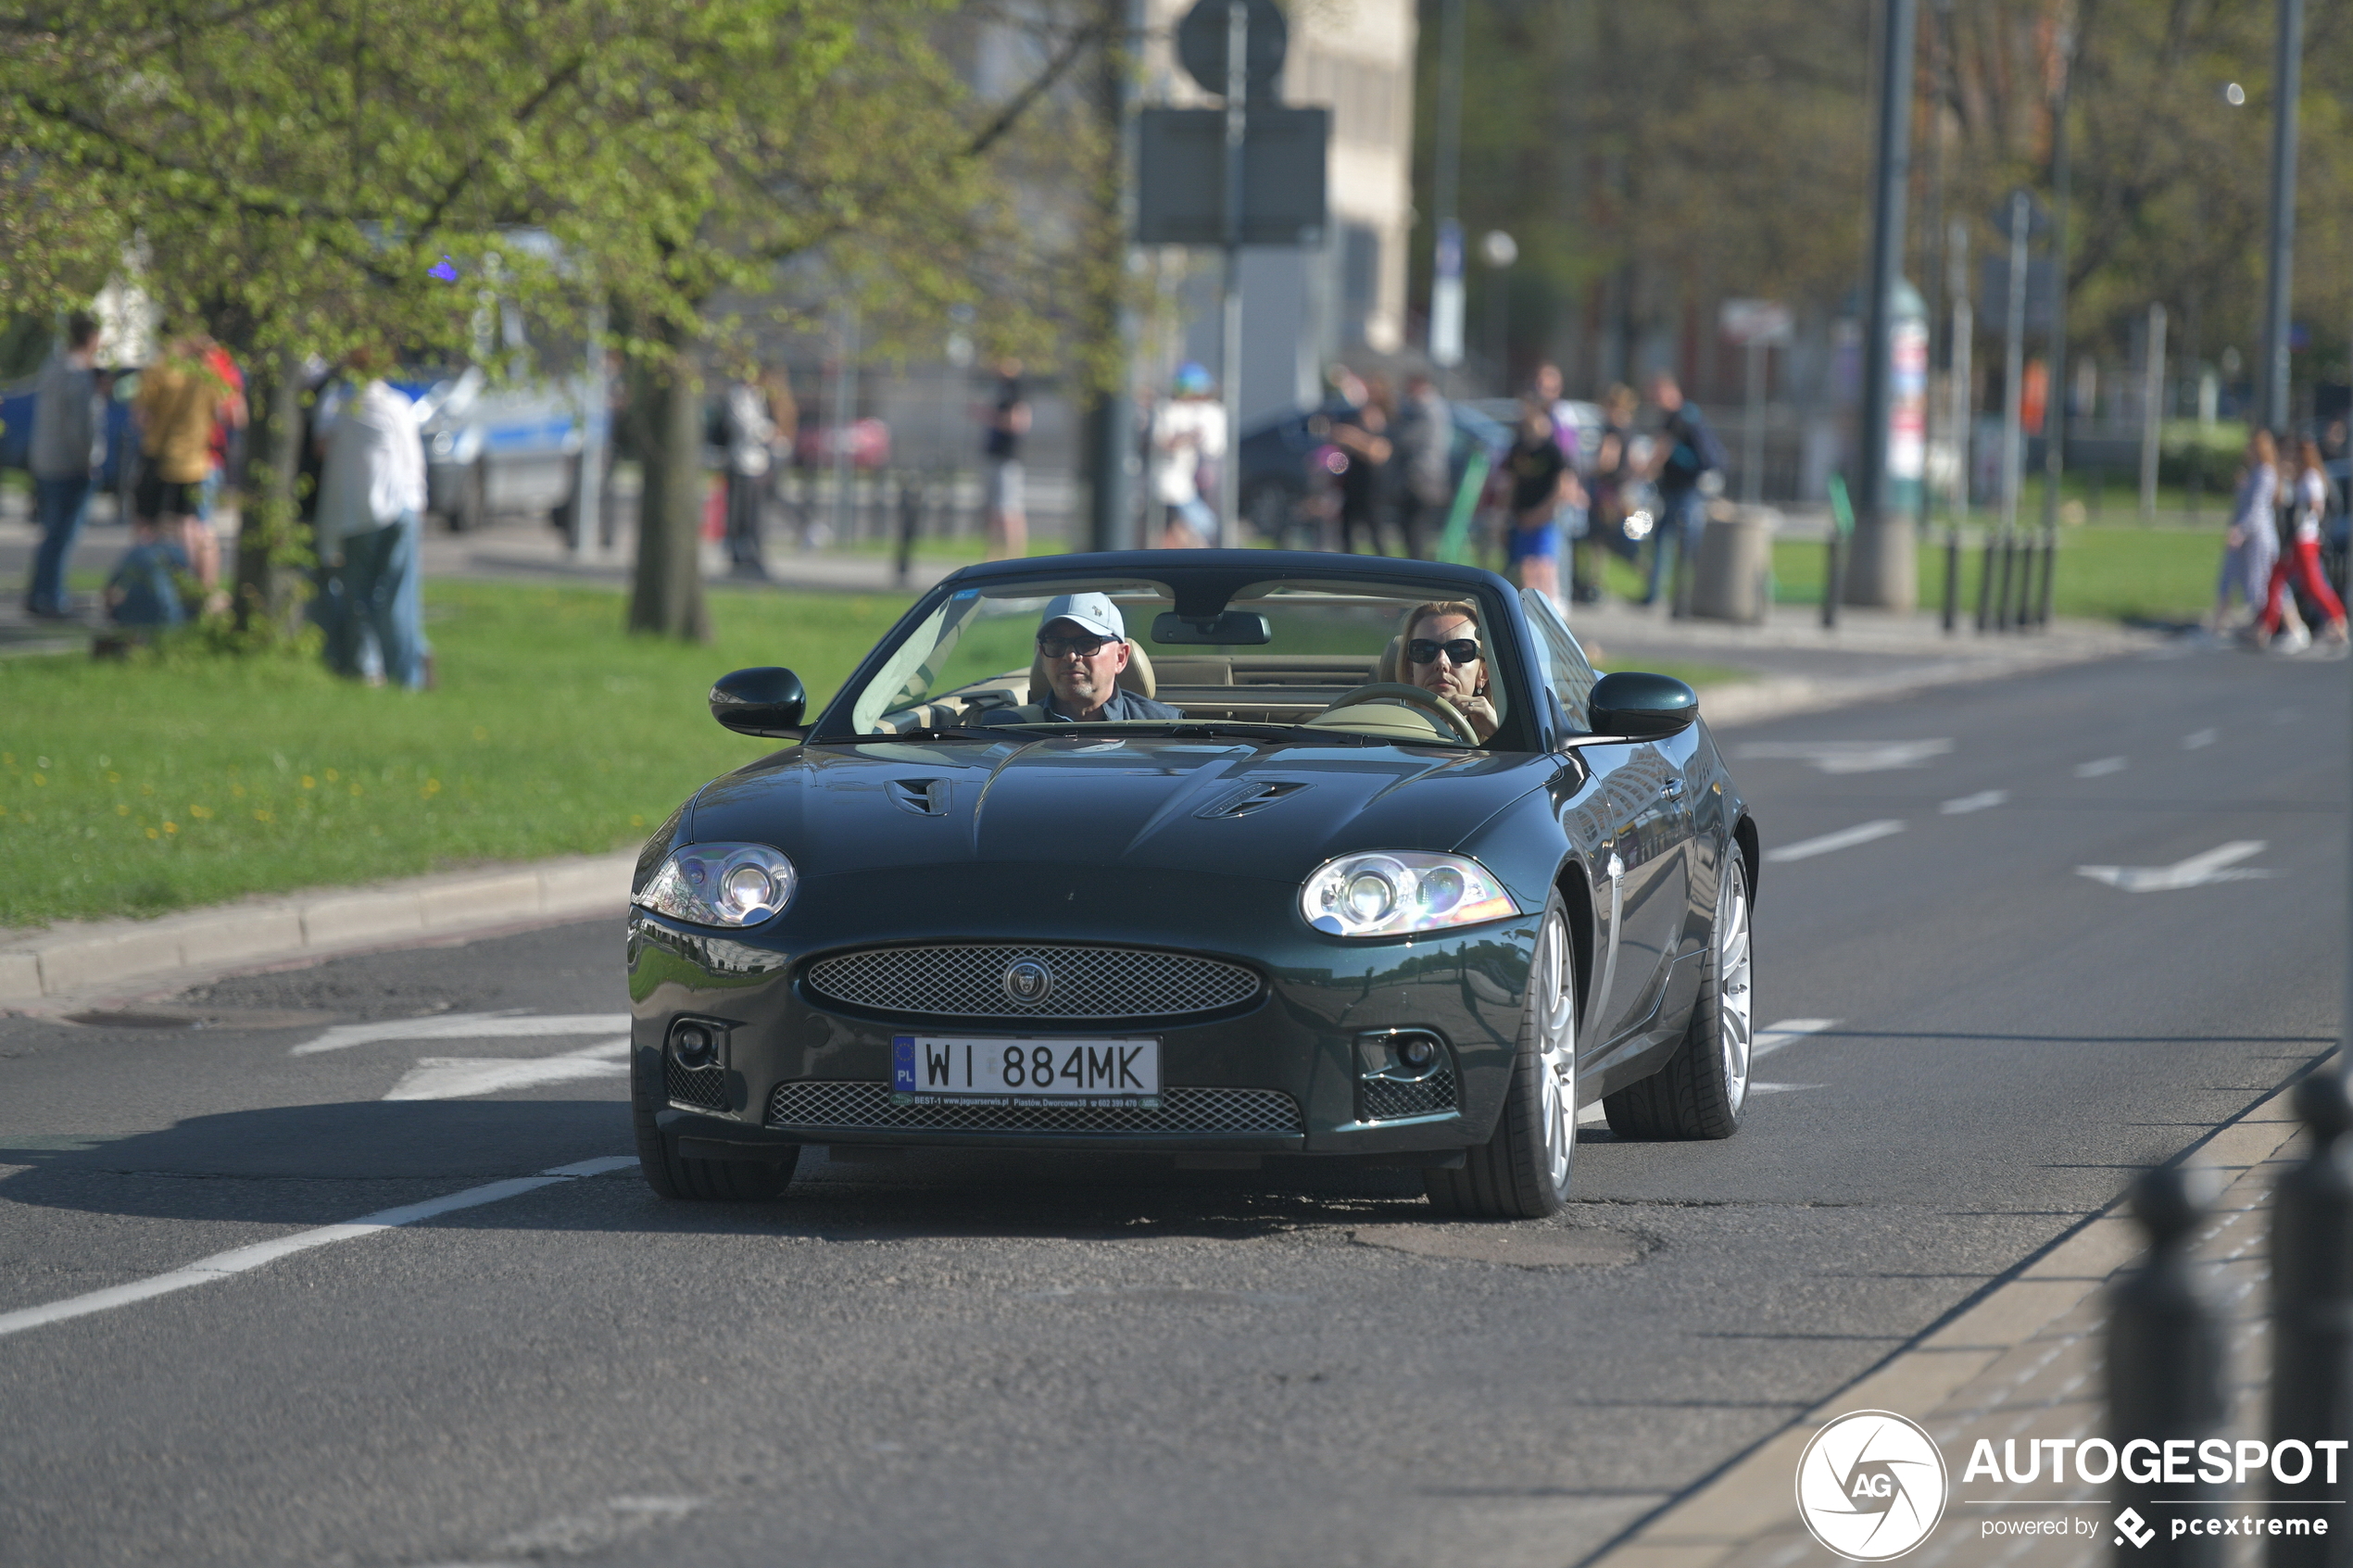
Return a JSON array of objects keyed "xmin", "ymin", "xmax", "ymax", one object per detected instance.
[
  {"xmin": 292, "ymin": 1011, "xmax": 631, "ymax": 1057},
  {"xmin": 2073, "ymin": 756, "xmax": 2128, "ymax": 778},
  {"xmin": 1765, "ymin": 821, "xmax": 1906, "ymax": 863},
  {"xmin": 2182, "ymin": 729, "xmax": 2218, "ymax": 749},
  {"xmin": 0, "ymin": 1157, "xmax": 635, "ymax": 1339},
  {"xmin": 2076, "ymin": 841, "xmax": 2278, "ymax": 893},
  {"xmin": 1941, "ymin": 789, "xmax": 2009, "ymax": 815},
  {"xmin": 1753, "ymin": 1019, "xmax": 1840, "ymax": 1060},
  {"xmin": 1749, "ymin": 1083, "xmax": 1825, "ymax": 1094},
  {"xmin": 383, "ymin": 1038, "xmax": 631, "ymax": 1101},
  {"xmin": 1734, "ymin": 739, "xmax": 1953, "ymax": 775}
]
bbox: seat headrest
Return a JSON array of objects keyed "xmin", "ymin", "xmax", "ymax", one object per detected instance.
[{"xmin": 1027, "ymin": 639, "xmax": 1156, "ymax": 705}]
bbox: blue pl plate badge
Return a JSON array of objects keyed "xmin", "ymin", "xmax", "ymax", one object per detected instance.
[{"xmin": 892, "ymin": 1035, "xmax": 917, "ymax": 1093}]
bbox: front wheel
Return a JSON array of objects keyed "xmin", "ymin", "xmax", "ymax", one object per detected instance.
[
  {"xmin": 1426, "ymin": 897, "xmax": 1579, "ymax": 1218},
  {"xmin": 1603, "ymin": 848, "xmax": 1754, "ymax": 1140}
]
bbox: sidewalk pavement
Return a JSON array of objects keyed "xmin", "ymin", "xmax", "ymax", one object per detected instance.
[{"xmin": 1592, "ymin": 1066, "xmax": 2320, "ymax": 1568}]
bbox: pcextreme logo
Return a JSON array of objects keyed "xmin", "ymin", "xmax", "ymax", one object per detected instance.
[{"xmin": 1794, "ymin": 1411, "xmax": 1951, "ymax": 1562}]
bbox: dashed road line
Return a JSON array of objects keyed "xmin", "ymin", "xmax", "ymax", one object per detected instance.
[
  {"xmin": 1765, "ymin": 821, "xmax": 1906, "ymax": 863},
  {"xmin": 1734, "ymin": 739, "xmax": 1954, "ymax": 775},
  {"xmin": 384, "ymin": 1038, "xmax": 630, "ymax": 1101},
  {"xmin": 1753, "ymin": 1019, "xmax": 1840, "ymax": 1060},
  {"xmin": 1941, "ymin": 790, "xmax": 2009, "ymax": 815},
  {"xmin": 2182, "ymin": 729, "xmax": 2218, "ymax": 749},
  {"xmin": 0, "ymin": 1157, "xmax": 635, "ymax": 1340},
  {"xmin": 2071, "ymin": 756, "xmax": 2128, "ymax": 778}
]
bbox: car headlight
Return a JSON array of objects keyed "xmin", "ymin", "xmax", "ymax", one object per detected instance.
[
  {"xmin": 1301, "ymin": 851, "xmax": 1519, "ymax": 938},
  {"xmin": 633, "ymin": 843, "xmax": 797, "ymax": 928}
]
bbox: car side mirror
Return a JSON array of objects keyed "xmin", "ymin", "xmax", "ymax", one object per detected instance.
[
  {"xmin": 710, "ymin": 667, "xmax": 807, "ymax": 738},
  {"xmin": 1586, "ymin": 671, "xmax": 1698, "ymax": 741}
]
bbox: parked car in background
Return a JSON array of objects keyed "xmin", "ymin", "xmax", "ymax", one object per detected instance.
[
  {"xmin": 1237, "ymin": 395, "xmax": 1516, "ymax": 548},
  {"xmin": 395, "ymin": 364, "xmax": 599, "ymax": 533}
]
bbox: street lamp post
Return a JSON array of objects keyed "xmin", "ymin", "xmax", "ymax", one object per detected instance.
[
  {"xmin": 2259, "ymin": 0, "xmax": 2303, "ymax": 433},
  {"xmin": 1480, "ymin": 229, "xmax": 1517, "ymax": 395},
  {"xmin": 1428, "ymin": 0, "xmax": 1466, "ymax": 380},
  {"xmin": 1850, "ymin": 0, "xmax": 1921, "ymax": 609}
]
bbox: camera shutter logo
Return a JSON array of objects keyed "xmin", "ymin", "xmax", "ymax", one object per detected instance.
[
  {"xmin": 1794, "ymin": 1411, "xmax": 1949, "ymax": 1562},
  {"xmin": 1003, "ymin": 959, "xmax": 1053, "ymax": 1006}
]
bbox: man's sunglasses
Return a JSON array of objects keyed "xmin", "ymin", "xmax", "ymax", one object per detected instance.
[
  {"xmin": 1038, "ymin": 633, "xmax": 1116, "ymax": 659},
  {"xmin": 1408, "ymin": 638, "xmax": 1481, "ymax": 666}
]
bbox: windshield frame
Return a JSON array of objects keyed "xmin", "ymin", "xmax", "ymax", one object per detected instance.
[{"xmin": 802, "ymin": 553, "xmax": 1551, "ymax": 753}]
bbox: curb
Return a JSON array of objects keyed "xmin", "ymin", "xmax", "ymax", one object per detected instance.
[{"xmin": 0, "ymin": 851, "xmax": 636, "ymax": 1009}]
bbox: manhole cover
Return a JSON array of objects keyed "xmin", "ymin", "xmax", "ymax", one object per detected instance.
[
  {"xmin": 61, "ymin": 1007, "xmax": 339, "ymax": 1030},
  {"xmin": 1351, "ymin": 1223, "xmax": 1644, "ymax": 1268}
]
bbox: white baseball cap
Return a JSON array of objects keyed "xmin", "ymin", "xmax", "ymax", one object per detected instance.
[{"xmin": 1038, "ymin": 592, "xmax": 1124, "ymax": 641}]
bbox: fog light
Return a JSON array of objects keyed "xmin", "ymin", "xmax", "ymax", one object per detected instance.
[
  {"xmin": 671, "ymin": 1021, "xmax": 718, "ymax": 1069},
  {"xmin": 1398, "ymin": 1035, "xmax": 1436, "ymax": 1071}
]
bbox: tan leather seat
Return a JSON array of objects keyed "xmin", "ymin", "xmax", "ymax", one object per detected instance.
[{"xmin": 1027, "ymin": 640, "xmax": 1156, "ymax": 706}]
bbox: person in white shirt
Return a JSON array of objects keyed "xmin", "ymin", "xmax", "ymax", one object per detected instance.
[
  {"xmin": 313, "ymin": 345, "xmax": 430, "ymax": 688},
  {"xmin": 1151, "ymin": 363, "xmax": 1226, "ymax": 547},
  {"xmin": 2256, "ymin": 436, "xmax": 2348, "ymax": 648}
]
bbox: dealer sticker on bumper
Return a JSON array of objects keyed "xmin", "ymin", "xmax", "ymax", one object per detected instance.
[{"xmin": 891, "ymin": 1035, "xmax": 1160, "ymax": 1106}]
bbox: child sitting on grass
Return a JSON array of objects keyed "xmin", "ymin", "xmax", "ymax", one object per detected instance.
[{"xmin": 104, "ymin": 516, "xmax": 190, "ymax": 631}]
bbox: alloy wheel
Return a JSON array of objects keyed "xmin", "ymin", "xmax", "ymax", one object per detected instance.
[
  {"xmin": 1718, "ymin": 861, "xmax": 1754, "ymax": 1114},
  {"xmin": 1532, "ymin": 908, "xmax": 1578, "ymax": 1191}
]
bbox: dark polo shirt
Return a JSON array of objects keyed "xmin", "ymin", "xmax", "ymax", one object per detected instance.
[{"xmin": 980, "ymin": 688, "xmax": 1182, "ymax": 724}]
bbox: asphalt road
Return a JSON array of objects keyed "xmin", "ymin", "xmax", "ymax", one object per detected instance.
[{"xmin": 1, "ymin": 642, "xmax": 2344, "ymax": 1568}]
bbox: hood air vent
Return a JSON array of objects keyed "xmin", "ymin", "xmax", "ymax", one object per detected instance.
[
  {"xmin": 887, "ymin": 778, "xmax": 950, "ymax": 816},
  {"xmin": 1195, "ymin": 781, "xmax": 1308, "ymax": 820}
]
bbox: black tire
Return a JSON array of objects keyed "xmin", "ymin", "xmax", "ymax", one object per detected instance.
[
  {"xmin": 630, "ymin": 1047, "xmax": 798, "ymax": 1200},
  {"xmin": 1603, "ymin": 850, "xmax": 1754, "ymax": 1141},
  {"xmin": 450, "ymin": 459, "xmax": 486, "ymax": 533},
  {"xmin": 1425, "ymin": 897, "xmax": 1579, "ymax": 1219}
]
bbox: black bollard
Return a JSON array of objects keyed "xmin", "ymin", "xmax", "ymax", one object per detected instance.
[
  {"xmin": 1820, "ymin": 531, "xmax": 1843, "ymax": 630},
  {"xmin": 1994, "ymin": 533, "xmax": 2016, "ymax": 631},
  {"xmin": 893, "ymin": 471, "xmax": 921, "ymax": 588},
  {"xmin": 2111, "ymin": 1164, "xmax": 2228, "ymax": 1566},
  {"xmin": 1944, "ymin": 528, "xmax": 1961, "ymax": 634},
  {"xmin": 1977, "ymin": 533, "xmax": 1997, "ymax": 633},
  {"xmin": 2269, "ymin": 1072, "xmax": 2353, "ymax": 1568},
  {"xmin": 2036, "ymin": 530, "xmax": 2059, "ymax": 628}
]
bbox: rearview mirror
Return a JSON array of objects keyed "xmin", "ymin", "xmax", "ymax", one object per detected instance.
[
  {"xmin": 710, "ymin": 667, "xmax": 807, "ymax": 737},
  {"xmin": 1586, "ymin": 671, "xmax": 1698, "ymax": 741},
  {"xmin": 1151, "ymin": 610, "xmax": 1272, "ymax": 646}
]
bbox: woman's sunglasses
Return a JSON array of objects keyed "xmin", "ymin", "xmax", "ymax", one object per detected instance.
[{"xmin": 1408, "ymin": 638, "xmax": 1481, "ymax": 666}]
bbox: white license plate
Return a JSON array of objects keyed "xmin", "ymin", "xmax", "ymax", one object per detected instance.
[{"xmin": 891, "ymin": 1035, "xmax": 1160, "ymax": 1105}]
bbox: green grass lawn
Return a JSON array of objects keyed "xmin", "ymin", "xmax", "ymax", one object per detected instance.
[
  {"xmin": 1764, "ymin": 524, "xmax": 2223, "ymax": 624},
  {"xmin": 0, "ymin": 582, "xmax": 908, "ymax": 930}
]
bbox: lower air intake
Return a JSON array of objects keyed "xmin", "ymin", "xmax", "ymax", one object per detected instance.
[
  {"xmin": 767, "ymin": 1080, "xmax": 1302, "ymax": 1135},
  {"xmin": 666, "ymin": 1058, "xmax": 730, "ymax": 1112},
  {"xmin": 1358, "ymin": 1067, "xmax": 1458, "ymax": 1122}
]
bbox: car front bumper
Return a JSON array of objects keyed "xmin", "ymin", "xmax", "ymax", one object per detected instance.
[{"xmin": 626, "ymin": 865, "xmax": 1538, "ymax": 1160}]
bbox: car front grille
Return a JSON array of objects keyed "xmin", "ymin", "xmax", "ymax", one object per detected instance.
[
  {"xmin": 666, "ymin": 1058, "xmax": 730, "ymax": 1112},
  {"xmin": 766, "ymin": 1080, "xmax": 1303, "ymax": 1136},
  {"xmin": 802, "ymin": 944, "xmax": 1263, "ymax": 1022},
  {"xmin": 1358, "ymin": 1067, "xmax": 1458, "ymax": 1122}
]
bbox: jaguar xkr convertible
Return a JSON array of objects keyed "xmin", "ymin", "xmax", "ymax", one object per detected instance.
[{"xmin": 626, "ymin": 551, "xmax": 1758, "ymax": 1218}]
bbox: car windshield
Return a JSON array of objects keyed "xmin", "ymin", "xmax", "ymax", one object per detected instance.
[{"xmin": 831, "ymin": 573, "xmax": 1518, "ymax": 748}]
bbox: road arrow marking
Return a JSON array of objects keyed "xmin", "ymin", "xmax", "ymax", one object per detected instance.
[
  {"xmin": 2075, "ymin": 841, "xmax": 2278, "ymax": 893},
  {"xmin": 2181, "ymin": 729, "xmax": 2217, "ymax": 749},
  {"xmin": 291, "ymin": 1011, "xmax": 631, "ymax": 1056},
  {"xmin": 1941, "ymin": 789, "xmax": 2008, "ymax": 815},
  {"xmin": 1766, "ymin": 821, "xmax": 1906, "ymax": 863},
  {"xmin": 2073, "ymin": 756, "xmax": 2129, "ymax": 778},
  {"xmin": 382, "ymin": 1038, "xmax": 631, "ymax": 1100},
  {"xmin": 1735, "ymin": 739, "xmax": 1953, "ymax": 775}
]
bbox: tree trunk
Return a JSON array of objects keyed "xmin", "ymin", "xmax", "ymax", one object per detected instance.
[
  {"xmin": 233, "ymin": 346, "xmax": 308, "ymax": 637},
  {"xmin": 627, "ymin": 331, "xmax": 711, "ymax": 641}
]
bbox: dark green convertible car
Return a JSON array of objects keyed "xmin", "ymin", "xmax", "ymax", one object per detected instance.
[{"xmin": 626, "ymin": 551, "xmax": 1759, "ymax": 1218}]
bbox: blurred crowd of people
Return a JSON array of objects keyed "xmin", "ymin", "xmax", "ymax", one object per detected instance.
[{"xmin": 2209, "ymin": 422, "xmax": 2349, "ymax": 652}]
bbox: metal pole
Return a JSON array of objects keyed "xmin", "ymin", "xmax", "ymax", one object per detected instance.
[
  {"xmin": 573, "ymin": 296, "xmax": 607, "ymax": 563},
  {"xmin": 1850, "ymin": 0, "xmax": 1919, "ymax": 607},
  {"xmin": 2039, "ymin": 33, "xmax": 2074, "ymax": 538},
  {"xmin": 1948, "ymin": 220, "xmax": 1971, "ymax": 523},
  {"xmin": 2259, "ymin": 0, "xmax": 2304, "ymax": 433},
  {"xmin": 1743, "ymin": 340, "xmax": 1765, "ymax": 506},
  {"xmin": 2141, "ymin": 303, "xmax": 2167, "ymax": 523},
  {"xmin": 830, "ymin": 307, "xmax": 858, "ymax": 546},
  {"xmin": 1086, "ymin": 0, "xmax": 1143, "ymax": 554},
  {"xmin": 1428, "ymin": 0, "xmax": 1465, "ymax": 381},
  {"xmin": 1215, "ymin": 0, "xmax": 1247, "ymax": 548},
  {"xmin": 1999, "ymin": 191, "xmax": 2029, "ymax": 628}
]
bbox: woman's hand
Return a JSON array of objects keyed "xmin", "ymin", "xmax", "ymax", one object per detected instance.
[{"xmin": 1453, "ymin": 692, "xmax": 1500, "ymax": 742}]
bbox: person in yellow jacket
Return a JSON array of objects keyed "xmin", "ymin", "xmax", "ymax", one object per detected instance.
[{"xmin": 132, "ymin": 333, "xmax": 240, "ymax": 602}]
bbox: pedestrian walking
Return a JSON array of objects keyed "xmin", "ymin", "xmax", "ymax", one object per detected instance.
[
  {"xmin": 195, "ymin": 335, "xmax": 247, "ymax": 530},
  {"xmin": 2211, "ymin": 430, "xmax": 2281, "ymax": 636},
  {"xmin": 22, "ymin": 312, "xmax": 103, "ymax": 620},
  {"xmin": 1533, "ymin": 363, "xmax": 1591, "ymax": 594},
  {"xmin": 1331, "ymin": 377, "xmax": 1395, "ymax": 556},
  {"xmin": 2256, "ymin": 438, "xmax": 2348, "ymax": 648},
  {"xmin": 1583, "ymin": 383, "xmax": 1642, "ymax": 602},
  {"xmin": 1504, "ymin": 399, "xmax": 1572, "ymax": 607},
  {"xmin": 132, "ymin": 332, "xmax": 236, "ymax": 606},
  {"xmin": 981, "ymin": 358, "xmax": 1029, "ymax": 561},
  {"xmin": 1150, "ymin": 363, "xmax": 1225, "ymax": 548},
  {"xmin": 722, "ymin": 374, "xmax": 775, "ymax": 580},
  {"xmin": 1389, "ymin": 371, "xmax": 1453, "ymax": 559},
  {"xmin": 314, "ymin": 346, "xmax": 430, "ymax": 690},
  {"xmin": 1642, "ymin": 372, "xmax": 1723, "ymax": 611}
]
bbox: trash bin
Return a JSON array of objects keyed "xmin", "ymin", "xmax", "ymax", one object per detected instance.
[{"xmin": 1691, "ymin": 506, "xmax": 1773, "ymax": 623}]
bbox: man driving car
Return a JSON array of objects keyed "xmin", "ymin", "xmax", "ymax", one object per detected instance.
[{"xmin": 982, "ymin": 592, "xmax": 1182, "ymax": 724}]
